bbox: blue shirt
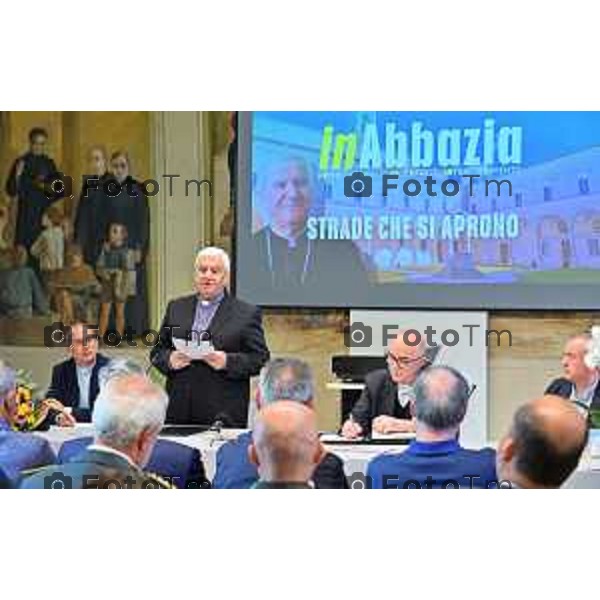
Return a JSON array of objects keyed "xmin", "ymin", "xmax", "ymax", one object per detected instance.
[
  {"xmin": 367, "ymin": 438, "xmax": 498, "ymax": 489},
  {"xmin": 76, "ymin": 363, "xmax": 94, "ymax": 409},
  {"xmin": 192, "ymin": 291, "xmax": 225, "ymax": 338}
]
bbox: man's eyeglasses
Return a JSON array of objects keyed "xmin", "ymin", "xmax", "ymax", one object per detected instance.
[{"xmin": 385, "ymin": 351, "xmax": 426, "ymax": 368}]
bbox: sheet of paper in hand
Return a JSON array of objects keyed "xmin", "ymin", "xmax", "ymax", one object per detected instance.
[{"xmin": 173, "ymin": 337, "xmax": 215, "ymax": 360}]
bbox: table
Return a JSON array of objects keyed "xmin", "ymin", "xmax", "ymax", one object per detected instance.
[
  {"xmin": 35, "ymin": 427, "xmax": 600, "ymax": 485},
  {"xmin": 35, "ymin": 425, "xmax": 408, "ymax": 480}
]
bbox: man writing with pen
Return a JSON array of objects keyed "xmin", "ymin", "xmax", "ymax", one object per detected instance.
[{"xmin": 341, "ymin": 330, "xmax": 441, "ymax": 439}]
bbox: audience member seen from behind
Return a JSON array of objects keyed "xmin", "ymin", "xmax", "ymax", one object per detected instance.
[
  {"xmin": 367, "ymin": 365, "xmax": 497, "ymax": 488},
  {"xmin": 213, "ymin": 357, "xmax": 347, "ymax": 488},
  {"xmin": 249, "ymin": 401, "xmax": 324, "ymax": 489},
  {"xmin": 496, "ymin": 395, "xmax": 588, "ymax": 489},
  {"xmin": 21, "ymin": 373, "xmax": 171, "ymax": 489}
]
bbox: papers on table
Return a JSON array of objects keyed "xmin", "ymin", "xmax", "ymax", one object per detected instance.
[
  {"xmin": 173, "ymin": 337, "xmax": 215, "ymax": 360},
  {"xmin": 319, "ymin": 431, "xmax": 415, "ymax": 444}
]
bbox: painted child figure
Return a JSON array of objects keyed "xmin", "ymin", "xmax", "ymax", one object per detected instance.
[{"xmin": 96, "ymin": 222, "xmax": 139, "ymax": 337}]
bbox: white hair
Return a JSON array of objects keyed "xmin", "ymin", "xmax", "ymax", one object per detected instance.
[
  {"xmin": 194, "ymin": 246, "xmax": 230, "ymax": 273},
  {"xmin": 92, "ymin": 374, "xmax": 168, "ymax": 450}
]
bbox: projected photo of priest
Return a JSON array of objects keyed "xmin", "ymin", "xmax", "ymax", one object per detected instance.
[{"xmin": 250, "ymin": 156, "xmax": 369, "ymax": 303}]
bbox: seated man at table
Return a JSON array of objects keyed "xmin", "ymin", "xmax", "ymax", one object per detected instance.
[
  {"xmin": 496, "ymin": 395, "xmax": 588, "ymax": 489},
  {"xmin": 367, "ymin": 365, "xmax": 497, "ymax": 488},
  {"xmin": 250, "ymin": 400, "xmax": 323, "ymax": 489},
  {"xmin": 46, "ymin": 322, "xmax": 110, "ymax": 423},
  {"xmin": 213, "ymin": 357, "xmax": 347, "ymax": 488},
  {"xmin": 0, "ymin": 360, "xmax": 55, "ymax": 486},
  {"xmin": 21, "ymin": 372, "xmax": 173, "ymax": 489},
  {"xmin": 545, "ymin": 333, "xmax": 600, "ymax": 415},
  {"xmin": 341, "ymin": 330, "xmax": 440, "ymax": 439}
]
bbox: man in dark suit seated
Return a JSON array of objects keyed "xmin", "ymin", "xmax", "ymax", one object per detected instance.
[
  {"xmin": 545, "ymin": 333, "xmax": 600, "ymax": 415},
  {"xmin": 47, "ymin": 322, "xmax": 110, "ymax": 424},
  {"xmin": 496, "ymin": 395, "xmax": 588, "ymax": 489},
  {"xmin": 150, "ymin": 247, "xmax": 270, "ymax": 426},
  {"xmin": 341, "ymin": 330, "xmax": 440, "ymax": 438},
  {"xmin": 250, "ymin": 401, "xmax": 323, "ymax": 489},
  {"xmin": 213, "ymin": 357, "xmax": 347, "ymax": 488},
  {"xmin": 21, "ymin": 372, "xmax": 173, "ymax": 489},
  {"xmin": 367, "ymin": 365, "xmax": 497, "ymax": 488},
  {"xmin": 0, "ymin": 360, "xmax": 56, "ymax": 486}
]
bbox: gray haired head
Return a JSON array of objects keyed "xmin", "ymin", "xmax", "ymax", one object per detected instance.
[
  {"xmin": 0, "ymin": 360, "xmax": 17, "ymax": 400},
  {"xmin": 92, "ymin": 373, "xmax": 168, "ymax": 452},
  {"xmin": 98, "ymin": 358, "xmax": 146, "ymax": 390},
  {"xmin": 413, "ymin": 365, "xmax": 471, "ymax": 431},
  {"xmin": 258, "ymin": 357, "xmax": 314, "ymax": 406}
]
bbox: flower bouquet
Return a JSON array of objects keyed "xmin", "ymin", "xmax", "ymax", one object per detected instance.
[{"xmin": 13, "ymin": 369, "xmax": 71, "ymax": 432}]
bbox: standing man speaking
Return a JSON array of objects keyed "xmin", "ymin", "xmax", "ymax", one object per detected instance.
[{"xmin": 151, "ymin": 247, "xmax": 270, "ymax": 426}]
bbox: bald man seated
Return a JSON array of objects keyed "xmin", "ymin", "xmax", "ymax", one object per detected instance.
[
  {"xmin": 496, "ymin": 395, "xmax": 589, "ymax": 489},
  {"xmin": 341, "ymin": 330, "xmax": 440, "ymax": 438},
  {"xmin": 249, "ymin": 401, "xmax": 324, "ymax": 489},
  {"xmin": 546, "ymin": 334, "xmax": 600, "ymax": 416}
]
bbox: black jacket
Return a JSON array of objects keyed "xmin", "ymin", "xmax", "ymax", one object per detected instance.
[
  {"xmin": 150, "ymin": 292, "xmax": 270, "ymax": 426},
  {"xmin": 350, "ymin": 368, "xmax": 412, "ymax": 433},
  {"xmin": 46, "ymin": 354, "xmax": 110, "ymax": 422},
  {"xmin": 545, "ymin": 377, "xmax": 600, "ymax": 412}
]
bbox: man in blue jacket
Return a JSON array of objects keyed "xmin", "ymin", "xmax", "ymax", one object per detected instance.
[
  {"xmin": 213, "ymin": 357, "xmax": 347, "ymax": 489},
  {"xmin": 368, "ymin": 365, "xmax": 497, "ymax": 489},
  {"xmin": 0, "ymin": 360, "xmax": 55, "ymax": 486}
]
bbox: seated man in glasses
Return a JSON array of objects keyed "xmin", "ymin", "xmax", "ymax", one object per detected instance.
[{"xmin": 341, "ymin": 330, "xmax": 440, "ymax": 439}]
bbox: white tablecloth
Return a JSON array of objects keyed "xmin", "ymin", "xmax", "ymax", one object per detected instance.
[
  {"xmin": 35, "ymin": 426, "xmax": 600, "ymax": 483},
  {"xmin": 35, "ymin": 425, "xmax": 407, "ymax": 480}
]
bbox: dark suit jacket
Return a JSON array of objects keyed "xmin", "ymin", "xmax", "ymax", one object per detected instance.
[
  {"xmin": 246, "ymin": 228, "xmax": 371, "ymax": 304},
  {"xmin": 150, "ymin": 292, "xmax": 270, "ymax": 426},
  {"xmin": 58, "ymin": 437, "xmax": 210, "ymax": 488},
  {"xmin": 20, "ymin": 447, "xmax": 171, "ymax": 489},
  {"xmin": 350, "ymin": 369, "xmax": 412, "ymax": 433},
  {"xmin": 213, "ymin": 431, "xmax": 348, "ymax": 489},
  {"xmin": 545, "ymin": 377, "xmax": 600, "ymax": 412},
  {"xmin": 46, "ymin": 354, "xmax": 110, "ymax": 422}
]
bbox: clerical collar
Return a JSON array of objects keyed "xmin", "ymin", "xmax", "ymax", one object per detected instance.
[
  {"xmin": 198, "ymin": 290, "xmax": 225, "ymax": 307},
  {"xmin": 269, "ymin": 227, "xmax": 308, "ymax": 249}
]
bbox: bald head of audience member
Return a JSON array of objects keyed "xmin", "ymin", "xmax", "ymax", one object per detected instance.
[
  {"xmin": 497, "ymin": 395, "xmax": 589, "ymax": 489},
  {"xmin": 92, "ymin": 373, "xmax": 168, "ymax": 469},
  {"xmin": 413, "ymin": 365, "xmax": 471, "ymax": 440},
  {"xmin": 249, "ymin": 401, "xmax": 324, "ymax": 485}
]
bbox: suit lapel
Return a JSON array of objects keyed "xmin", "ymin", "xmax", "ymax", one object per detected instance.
[
  {"xmin": 207, "ymin": 293, "xmax": 234, "ymax": 338},
  {"xmin": 67, "ymin": 359, "xmax": 80, "ymax": 406}
]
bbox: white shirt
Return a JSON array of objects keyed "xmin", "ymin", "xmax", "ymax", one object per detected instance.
[
  {"xmin": 570, "ymin": 374, "xmax": 599, "ymax": 413},
  {"xmin": 76, "ymin": 363, "xmax": 94, "ymax": 409}
]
